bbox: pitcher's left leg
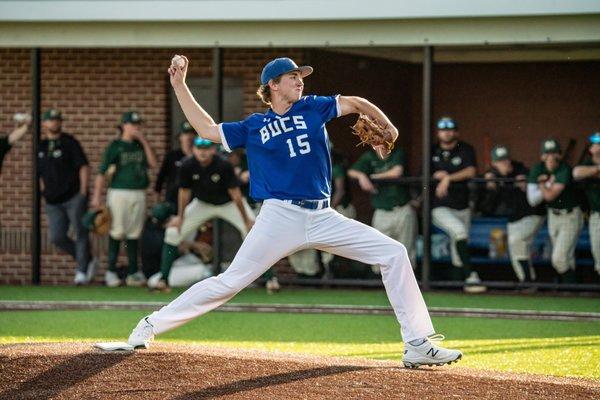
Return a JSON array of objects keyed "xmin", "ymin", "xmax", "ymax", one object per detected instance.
[{"xmin": 310, "ymin": 210, "xmax": 433, "ymax": 342}]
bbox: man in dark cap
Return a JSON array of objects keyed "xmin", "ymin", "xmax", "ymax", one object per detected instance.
[
  {"xmin": 148, "ymin": 137, "xmax": 254, "ymax": 292},
  {"xmin": 430, "ymin": 116, "xmax": 485, "ymax": 293},
  {"xmin": 38, "ymin": 109, "xmax": 97, "ymax": 285},
  {"xmin": 482, "ymin": 145, "xmax": 545, "ymax": 287},
  {"xmin": 528, "ymin": 139, "xmax": 583, "ymax": 283}
]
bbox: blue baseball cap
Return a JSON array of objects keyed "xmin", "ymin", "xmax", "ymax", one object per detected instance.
[
  {"xmin": 193, "ymin": 137, "xmax": 214, "ymax": 148},
  {"xmin": 260, "ymin": 57, "xmax": 313, "ymax": 85},
  {"xmin": 437, "ymin": 117, "xmax": 457, "ymax": 130},
  {"xmin": 589, "ymin": 132, "xmax": 600, "ymax": 144}
]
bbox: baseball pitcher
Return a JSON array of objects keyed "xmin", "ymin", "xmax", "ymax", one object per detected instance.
[{"xmin": 127, "ymin": 56, "xmax": 462, "ymax": 369}]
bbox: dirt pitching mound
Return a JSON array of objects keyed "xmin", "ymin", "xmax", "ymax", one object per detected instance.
[{"xmin": 0, "ymin": 343, "xmax": 598, "ymax": 400}]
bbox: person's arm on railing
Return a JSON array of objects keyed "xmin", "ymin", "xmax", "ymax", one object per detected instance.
[
  {"xmin": 573, "ymin": 164, "xmax": 600, "ymax": 180},
  {"xmin": 436, "ymin": 166, "xmax": 476, "ymax": 198}
]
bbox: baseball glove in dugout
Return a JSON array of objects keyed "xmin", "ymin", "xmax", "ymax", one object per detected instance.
[
  {"xmin": 351, "ymin": 114, "xmax": 397, "ymax": 159},
  {"xmin": 82, "ymin": 207, "xmax": 112, "ymax": 236}
]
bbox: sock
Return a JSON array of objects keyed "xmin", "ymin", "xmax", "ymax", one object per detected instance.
[
  {"xmin": 262, "ymin": 268, "xmax": 274, "ymax": 281},
  {"xmin": 125, "ymin": 239, "xmax": 139, "ymax": 275},
  {"xmin": 518, "ymin": 260, "xmax": 531, "ymax": 282},
  {"xmin": 450, "ymin": 267, "xmax": 464, "ymax": 281},
  {"xmin": 455, "ymin": 239, "xmax": 472, "ymax": 276},
  {"xmin": 160, "ymin": 244, "xmax": 180, "ymax": 279},
  {"xmin": 408, "ymin": 338, "xmax": 428, "ymax": 346},
  {"xmin": 108, "ymin": 237, "xmax": 120, "ymax": 272},
  {"xmin": 560, "ymin": 269, "xmax": 576, "ymax": 284}
]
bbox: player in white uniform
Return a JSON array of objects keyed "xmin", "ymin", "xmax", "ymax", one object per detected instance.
[{"xmin": 127, "ymin": 56, "xmax": 462, "ymax": 368}]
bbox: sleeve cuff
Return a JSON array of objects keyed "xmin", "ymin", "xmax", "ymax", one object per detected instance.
[
  {"xmin": 334, "ymin": 94, "xmax": 341, "ymax": 117},
  {"xmin": 218, "ymin": 123, "xmax": 232, "ymax": 153}
]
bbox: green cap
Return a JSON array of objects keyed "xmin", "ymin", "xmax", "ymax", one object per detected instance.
[
  {"xmin": 541, "ymin": 139, "xmax": 561, "ymax": 154},
  {"xmin": 42, "ymin": 109, "xmax": 62, "ymax": 121},
  {"xmin": 151, "ymin": 202, "xmax": 175, "ymax": 223},
  {"xmin": 491, "ymin": 145, "xmax": 510, "ymax": 162},
  {"xmin": 180, "ymin": 121, "xmax": 195, "ymax": 134},
  {"xmin": 121, "ymin": 111, "xmax": 142, "ymax": 124}
]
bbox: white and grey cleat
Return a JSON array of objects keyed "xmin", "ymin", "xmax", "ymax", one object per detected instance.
[
  {"xmin": 402, "ymin": 334, "xmax": 462, "ymax": 369},
  {"xmin": 127, "ymin": 316, "xmax": 155, "ymax": 349}
]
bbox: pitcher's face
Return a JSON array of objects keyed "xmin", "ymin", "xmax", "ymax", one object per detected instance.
[{"xmin": 277, "ymin": 71, "xmax": 304, "ymax": 103}]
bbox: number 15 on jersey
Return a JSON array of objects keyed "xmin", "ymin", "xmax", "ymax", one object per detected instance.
[{"xmin": 286, "ymin": 134, "xmax": 311, "ymax": 158}]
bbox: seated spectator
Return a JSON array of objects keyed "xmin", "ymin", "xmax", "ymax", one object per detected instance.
[
  {"xmin": 155, "ymin": 121, "xmax": 195, "ymax": 211},
  {"xmin": 573, "ymin": 132, "xmax": 600, "ymax": 277},
  {"xmin": 349, "ymin": 144, "xmax": 417, "ymax": 272},
  {"xmin": 527, "ymin": 139, "xmax": 583, "ymax": 283},
  {"xmin": 481, "ymin": 145, "xmax": 545, "ymax": 287}
]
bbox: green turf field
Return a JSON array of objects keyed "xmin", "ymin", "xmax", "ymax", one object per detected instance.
[
  {"xmin": 1, "ymin": 286, "xmax": 599, "ymax": 379},
  {"xmin": 2, "ymin": 286, "xmax": 599, "ymax": 312}
]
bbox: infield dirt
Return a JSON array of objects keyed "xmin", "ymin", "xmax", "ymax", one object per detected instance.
[{"xmin": 0, "ymin": 343, "xmax": 598, "ymax": 399}]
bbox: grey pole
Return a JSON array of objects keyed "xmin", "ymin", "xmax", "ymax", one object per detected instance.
[
  {"xmin": 31, "ymin": 48, "xmax": 41, "ymax": 285},
  {"xmin": 212, "ymin": 47, "xmax": 224, "ymax": 274},
  {"xmin": 421, "ymin": 46, "xmax": 433, "ymax": 290}
]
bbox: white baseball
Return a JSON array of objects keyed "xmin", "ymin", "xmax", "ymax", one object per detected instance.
[
  {"xmin": 171, "ymin": 55, "xmax": 185, "ymax": 68},
  {"xmin": 13, "ymin": 113, "xmax": 31, "ymax": 124}
]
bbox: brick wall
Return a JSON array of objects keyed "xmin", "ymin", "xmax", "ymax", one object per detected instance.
[
  {"xmin": 0, "ymin": 49, "xmax": 33, "ymax": 284},
  {"xmin": 2, "ymin": 48, "xmax": 598, "ymax": 285},
  {"xmin": 0, "ymin": 48, "xmax": 307, "ymax": 284}
]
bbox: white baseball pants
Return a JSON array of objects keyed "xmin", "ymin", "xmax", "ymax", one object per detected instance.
[
  {"xmin": 507, "ymin": 215, "xmax": 545, "ymax": 281},
  {"xmin": 432, "ymin": 207, "xmax": 471, "ymax": 267},
  {"xmin": 372, "ymin": 204, "xmax": 418, "ymax": 272},
  {"xmin": 288, "ymin": 204, "xmax": 357, "ymax": 275},
  {"xmin": 547, "ymin": 207, "xmax": 583, "ymax": 274},
  {"xmin": 148, "ymin": 199, "xmax": 434, "ymax": 342},
  {"xmin": 106, "ymin": 189, "xmax": 146, "ymax": 240},
  {"xmin": 165, "ymin": 198, "xmax": 255, "ymax": 246}
]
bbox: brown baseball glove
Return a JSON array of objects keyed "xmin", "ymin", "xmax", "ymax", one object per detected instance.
[
  {"xmin": 351, "ymin": 114, "xmax": 396, "ymax": 159},
  {"xmin": 94, "ymin": 206, "xmax": 112, "ymax": 236}
]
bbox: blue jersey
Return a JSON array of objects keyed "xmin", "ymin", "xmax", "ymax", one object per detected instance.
[{"xmin": 219, "ymin": 95, "xmax": 340, "ymax": 201}]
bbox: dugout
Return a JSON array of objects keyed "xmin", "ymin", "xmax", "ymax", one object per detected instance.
[{"xmin": 0, "ymin": 1, "xmax": 599, "ymax": 290}]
